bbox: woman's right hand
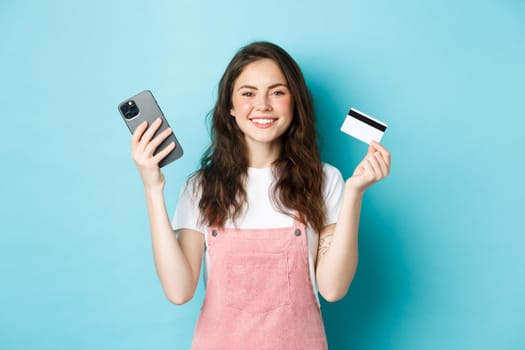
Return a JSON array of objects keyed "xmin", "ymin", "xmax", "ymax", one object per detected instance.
[{"xmin": 131, "ymin": 117, "xmax": 176, "ymax": 190}]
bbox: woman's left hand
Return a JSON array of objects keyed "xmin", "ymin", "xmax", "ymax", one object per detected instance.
[{"xmin": 345, "ymin": 141, "xmax": 391, "ymax": 194}]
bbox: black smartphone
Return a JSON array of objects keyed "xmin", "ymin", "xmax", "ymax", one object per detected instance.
[{"xmin": 118, "ymin": 90, "xmax": 183, "ymax": 167}]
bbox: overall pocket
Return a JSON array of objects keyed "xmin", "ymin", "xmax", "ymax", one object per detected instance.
[{"xmin": 225, "ymin": 252, "xmax": 291, "ymax": 314}]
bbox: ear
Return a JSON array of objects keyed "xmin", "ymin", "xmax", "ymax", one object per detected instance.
[{"xmin": 230, "ymin": 108, "xmax": 236, "ymax": 117}]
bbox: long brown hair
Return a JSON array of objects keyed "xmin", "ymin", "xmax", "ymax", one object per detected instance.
[{"xmin": 195, "ymin": 41, "xmax": 327, "ymax": 233}]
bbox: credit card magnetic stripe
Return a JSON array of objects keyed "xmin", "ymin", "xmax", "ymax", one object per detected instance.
[{"xmin": 348, "ymin": 109, "xmax": 387, "ymax": 132}]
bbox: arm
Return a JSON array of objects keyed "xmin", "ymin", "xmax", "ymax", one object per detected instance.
[
  {"xmin": 316, "ymin": 141, "xmax": 391, "ymax": 302},
  {"xmin": 145, "ymin": 188, "xmax": 204, "ymax": 305},
  {"xmin": 132, "ymin": 118, "xmax": 204, "ymax": 305}
]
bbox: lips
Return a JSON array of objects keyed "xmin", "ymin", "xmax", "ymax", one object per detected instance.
[{"xmin": 250, "ymin": 117, "xmax": 277, "ymax": 128}]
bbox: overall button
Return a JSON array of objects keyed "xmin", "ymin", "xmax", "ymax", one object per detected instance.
[
  {"xmin": 294, "ymin": 229, "xmax": 302, "ymax": 236},
  {"xmin": 211, "ymin": 230, "xmax": 218, "ymax": 237}
]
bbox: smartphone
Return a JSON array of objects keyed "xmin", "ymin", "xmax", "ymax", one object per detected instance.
[{"xmin": 118, "ymin": 90, "xmax": 183, "ymax": 167}]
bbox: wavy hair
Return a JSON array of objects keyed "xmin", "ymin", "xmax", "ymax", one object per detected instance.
[{"xmin": 195, "ymin": 41, "xmax": 326, "ymax": 233}]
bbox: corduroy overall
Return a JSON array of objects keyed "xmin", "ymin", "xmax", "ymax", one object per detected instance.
[{"xmin": 190, "ymin": 220, "xmax": 328, "ymax": 349}]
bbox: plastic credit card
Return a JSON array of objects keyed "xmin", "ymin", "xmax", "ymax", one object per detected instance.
[{"xmin": 340, "ymin": 108, "xmax": 387, "ymax": 144}]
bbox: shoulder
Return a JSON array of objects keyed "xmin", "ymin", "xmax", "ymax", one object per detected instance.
[
  {"xmin": 321, "ymin": 163, "xmax": 345, "ymax": 221},
  {"xmin": 172, "ymin": 173, "xmax": 206, "ymax": 234},
  {"xmin": 322, "ymin": 162, "xmax": 344, "ymax": 183},
  {"xmin": 321, "ymin": 162, "xmax": 344, "ymax": 199}
]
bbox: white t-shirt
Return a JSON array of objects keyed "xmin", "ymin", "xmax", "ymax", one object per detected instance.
[{"xmin": 171, "ymin": 163, "xmax": 344, "ymax": 301}]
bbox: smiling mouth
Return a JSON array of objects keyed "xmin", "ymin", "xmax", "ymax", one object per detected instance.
[{"xmin": 250, "ymin": 118, "xmax": 277, "ymax": 128}]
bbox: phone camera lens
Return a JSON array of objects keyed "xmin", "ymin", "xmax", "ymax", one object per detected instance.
[{"xmin": 120, "ymin": 100, "xmax": 139, "ymax": 119}]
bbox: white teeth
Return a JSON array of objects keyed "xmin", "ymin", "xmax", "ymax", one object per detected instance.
[{"xmin": 252, "ymin": 119, "xmax": 274, "ymax": 124}]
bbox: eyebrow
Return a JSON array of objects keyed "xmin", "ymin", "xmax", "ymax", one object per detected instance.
[{"xmin": 237, "ymin": 83, "xmax": 288, "ymax": 91}]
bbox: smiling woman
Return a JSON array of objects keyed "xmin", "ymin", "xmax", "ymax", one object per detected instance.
[{"xmin": 130, "ymin": 41, "xmax": 390, "ymax": 349}]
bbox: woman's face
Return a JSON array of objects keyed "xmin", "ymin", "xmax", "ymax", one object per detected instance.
[{"xmin": 230, "ymin": 58, "xmax": 294, "ymax": 151}]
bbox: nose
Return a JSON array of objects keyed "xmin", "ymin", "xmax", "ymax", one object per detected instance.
[{"xmin": 255, "ymin": 94, "xmax": 272, "ymax": 112}]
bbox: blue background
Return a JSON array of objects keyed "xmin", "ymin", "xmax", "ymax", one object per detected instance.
[{"xmin": 1, "ymin": 0, "xmax": 524, "ymax": 349}]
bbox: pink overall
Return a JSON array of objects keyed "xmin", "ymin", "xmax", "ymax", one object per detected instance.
[{"xmin": 190, "ymin": 221, "xmax": 328, "ymax": 350}]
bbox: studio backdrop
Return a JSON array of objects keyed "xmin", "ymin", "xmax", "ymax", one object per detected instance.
[{"xmin": 1, "ymin": 1, "xmax": 524, "ymax": 349}]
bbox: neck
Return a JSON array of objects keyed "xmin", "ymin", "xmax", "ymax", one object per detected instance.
[{"xmin": 246, "ymin": 141, "xmax": 282, "ymax": 168}]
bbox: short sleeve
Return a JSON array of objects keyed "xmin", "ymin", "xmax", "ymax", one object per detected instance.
[
  {"xmin": 322, "ymin": 163, "xmax": 344, "ymax": 225},
  {"xmin": 171, "ymin": 177, "xmax": 206, "ymax": 235}
]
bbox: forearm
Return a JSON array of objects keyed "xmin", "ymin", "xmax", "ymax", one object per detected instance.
[
  {"xmin": 316, "ymin": 183, "xmax": 363, "ymax": 301},
  {"xmin": 144, "ymin": 187, "xmax": 196, "ymax": 304}
]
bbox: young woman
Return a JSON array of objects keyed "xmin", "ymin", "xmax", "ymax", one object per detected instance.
[{"xmin": 131, "ymin": 41, "xmax": 390, "ymax": 349}]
